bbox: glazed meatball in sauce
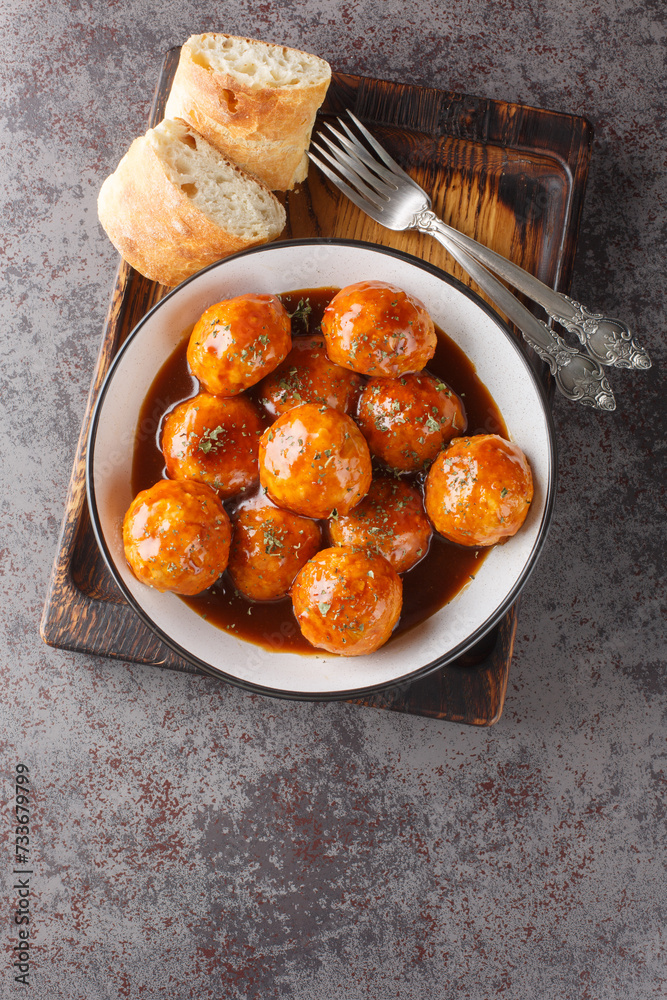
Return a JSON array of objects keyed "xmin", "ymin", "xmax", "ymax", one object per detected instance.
[
  {"xmin": 256, "ymin": 334, "xmax": 364, "ymax": 418},
  {"xmin": 321, "ymin": 280, "xmax": 436, "ymax": 377},
  {"xmin": 132, "ymin": 286, "xmax": 514, "ymax": 655},
  {"xmin": 258, "ymin": 403, "xmax": 372, "ymax": 519},
  {"xmin": 227, "ymin": 497, "xmax": 322, "ymax": 602},
  {"xmin": 123, "ymin": 479, "xmax": 231, "ymax": 595},
  {"xmin": 187, "ymin": 293, "xmax": 291, "ymax": 396},
  {"xmin": 357, "ymin": 372, "xmax": 467, "ymax": 472},
  {"xmin": 425, "ymin": 434, "xmax": 534, "ymax": 546},
  {"xmin": 291, "ymin": 547, "xmax": 403, "ymax": 656},
  {"xmin": 161, "ymin": 392, "xmax": 264, "ymax": 500},
  {"xmin": 328, "ymin": 477, "xmax": 432, "ymax": 574}
]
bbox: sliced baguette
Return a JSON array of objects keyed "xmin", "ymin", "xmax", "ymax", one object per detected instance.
[
  {"xmin": 164, "ymin": 33, "xmax": 331, "ymax": 189},
  {"xmin": 164, "ymin": 94, "xmax": 312, "ymax": 189},
  {"xmin": 97, "ymin": 118, "xmax": 286, "ymax": 287}
]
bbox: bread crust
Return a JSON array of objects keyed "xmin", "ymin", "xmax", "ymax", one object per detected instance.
[
  {"xmin": 97, "ymin": 129, "xmax": 285, "ymax": 287},
  {"xmin": 164, "ymin": 34, "xmax": 331, "ymax": 189},
  {"xmin": 166, "ymin": 91, "xmax": 310, "ymax": 189}
]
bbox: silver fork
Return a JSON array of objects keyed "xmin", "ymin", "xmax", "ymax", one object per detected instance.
[{"xmin": 309, "ymin": 114, "xmax": 646, "ymax": 409}]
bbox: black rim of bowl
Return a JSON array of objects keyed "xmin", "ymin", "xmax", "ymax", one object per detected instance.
[{"xmin": 87, "ymin": 237, "xmax": 558, "ymax": 702}]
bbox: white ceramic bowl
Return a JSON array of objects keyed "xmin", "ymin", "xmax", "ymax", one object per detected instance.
[{"xmin": 87, "ymin": 239, "xmax": 556, "ymax": 699}]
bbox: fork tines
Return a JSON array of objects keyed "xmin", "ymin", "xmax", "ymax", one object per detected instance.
[{"xmin": 308, "ymin": 111, "xmax": 412, "ymax": 214}]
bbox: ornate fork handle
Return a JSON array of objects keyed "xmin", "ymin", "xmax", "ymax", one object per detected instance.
[
  {"xmin": 414, "ymin": 211, "xmax": 616, "ymax": 410},
  {"xmin": 414, "ymin": 210, "xmax": 651, "ymax": 371},
  {"xmin": 547, "ymin": 295, "xmax": 651, "ymax": 369}
]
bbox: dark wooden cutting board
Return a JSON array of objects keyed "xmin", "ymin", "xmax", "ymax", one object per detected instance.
[{"xmin": 40, "ymin": 49, "xmax": 593, "ymax": 724}]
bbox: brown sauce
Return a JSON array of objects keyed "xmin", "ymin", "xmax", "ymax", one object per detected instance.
[{"xmin": 132, "ymin": 287, "xmax": 507, "ymax": 655}]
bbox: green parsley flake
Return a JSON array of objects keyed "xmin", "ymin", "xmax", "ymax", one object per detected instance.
[
  {"xmin": 288, "ymin": 298, "xmax": 312, "ymax": 326},
  {"xmin": 198, "ymin": 425, "xmax": 225, "ymax": 454}
]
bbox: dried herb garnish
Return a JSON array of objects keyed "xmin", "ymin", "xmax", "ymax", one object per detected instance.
[
  {"xmin": 287, "ymin": 297, "xmax": 312, "ymax": 327},
  {"xmin": 263, "ymin": 523, "xmax": 285, "ymax": 555},
  {"xmin": 198, "ymin": 425, "xmax": 225, "ymax": 454}
]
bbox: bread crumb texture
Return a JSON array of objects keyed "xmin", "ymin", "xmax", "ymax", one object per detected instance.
[
  {"xmin": 151, "ymin": 119, "xmax": 285, "ymax": 240},
  {"xmin": 189, "ymin": 33, "xmax": 331, "ymax": 89}
]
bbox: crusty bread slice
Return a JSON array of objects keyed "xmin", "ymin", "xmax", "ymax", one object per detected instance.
[
  {"xmin": 165, "ymin": 91, "xmax": 312, "ymax": 189},
  {"xmin": 164, "ymin": 33, "xmax": 331, "ymax": 189},
  {"xmin": 97, "ymin": 118, "xmax": 286, "ymax": 287}
]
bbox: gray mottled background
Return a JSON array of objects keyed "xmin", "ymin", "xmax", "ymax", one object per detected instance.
[{"xmin": 1, "ymin": 1, "xmax": 665, "ymax": 997}]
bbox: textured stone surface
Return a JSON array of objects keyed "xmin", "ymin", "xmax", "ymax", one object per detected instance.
[{"xmin": 1, "ymin": 1, "xmax": 665, "ymax": 997}]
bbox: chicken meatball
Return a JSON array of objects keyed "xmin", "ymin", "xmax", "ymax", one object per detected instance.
[
  {"xmin": 328, "ymin": 477, "xmax": 432, "ymax": 573},
  {"xmin": 187, "ymin": 294, "xmax": 291, "ymax": 396},
  {"xmin": 321, "ymin": 280, "xmax": 436, "ymax": 377},
  {"xmin": 258, "ymin": 403, "xmax": 372, "ymax": 519},
  {"xmin": 122, "ymin": 479, "xmax": 231, "ymax": 595},
  {"xmin": 162, "ymin": 392, "xmax": 263, "ymax": 500},
  {"xmin": 291, "ymin": 547, "xmax": 403, "ymax": 656},
  {"xmin": 227, "ymin": 500, "xmax": 322, "ymax": 601},
  {"xmin": 356, "ymin": 372, "xmax": 467, "ymax": 472},
  {"xmin": 425, "ymin": 434, "xmax": 534, "ymax": 546},
  {"xmin": 257, "ymin": 334, "xmax": 364, "ymax": 418}
]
